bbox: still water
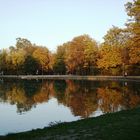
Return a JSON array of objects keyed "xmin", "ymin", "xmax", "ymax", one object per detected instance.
[{"xmin": 0, "ymin": 79, "xmax": 140, "ymax": 135}]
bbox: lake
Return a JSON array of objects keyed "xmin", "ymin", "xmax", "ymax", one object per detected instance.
[{"xmin": 0, "ymin": 79, "xmax": 140, "ymax": 135}]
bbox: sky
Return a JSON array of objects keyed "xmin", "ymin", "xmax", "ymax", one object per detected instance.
[{"xmin": 0, "ymin": 0, "xmax": 133, "ymax": 51}]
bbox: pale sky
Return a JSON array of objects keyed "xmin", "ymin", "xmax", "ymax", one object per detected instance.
[{"xmin": 0, "ymin": 0, "xmax": 132, "ymax": 51}]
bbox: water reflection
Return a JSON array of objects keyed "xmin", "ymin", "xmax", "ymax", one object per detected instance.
[
  {"xmin": 0, "ymin": 79, "xmax": 140, "ymax": 135},
  {"xmin": 0, "ymin": 79, "xmax": 140, "ymax": 117}
]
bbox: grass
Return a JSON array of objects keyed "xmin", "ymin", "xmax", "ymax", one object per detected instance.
[{"xmin": 0, "ymin": 107, "xmax": 140, "ymax": 140}]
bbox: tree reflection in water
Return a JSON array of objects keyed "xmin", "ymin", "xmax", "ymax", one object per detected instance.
[{"xmin": 0, "ymin": 79, "xmax": 140, "ymax": 117}]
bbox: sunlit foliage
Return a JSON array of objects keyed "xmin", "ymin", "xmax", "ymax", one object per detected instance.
[{"xmin": 0, "ymin": 0, "xmax": 139, "ymax": 75}]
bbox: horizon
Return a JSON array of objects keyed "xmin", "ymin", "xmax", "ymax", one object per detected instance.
[{"xmin": 0, "ymin": 0, "xmax": 133, "ymax": 51}]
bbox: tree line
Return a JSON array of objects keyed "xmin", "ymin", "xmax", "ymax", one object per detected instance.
[{"xmin": 0, "ymin": 0, "xmax": 140, "ymax": 75}]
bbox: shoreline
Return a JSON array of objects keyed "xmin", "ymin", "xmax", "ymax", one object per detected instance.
[
  {"xmin": 0, "ymin": 75, "xmax": 140, "ymax": 81},
  {"xmin": 1, "ymin": 107, "xmax": 140, "ymax": 140}
]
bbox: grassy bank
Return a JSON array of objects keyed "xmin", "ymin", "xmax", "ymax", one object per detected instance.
[{"xmin": 0, "ymin": 107, "xmax": 140, "ymax": 140}]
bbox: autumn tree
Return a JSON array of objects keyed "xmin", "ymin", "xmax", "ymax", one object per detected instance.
[
  {"xmin": 6, "ymin": 38, "xmax": 38, "ymax": 74},
  {"xmin": 97, "ymin": 27, "xmax": 125, "ymax": 75},
  {"xmin": 10, "ymin": 49, "xmax": 27, "ymax": 74},
  {"xmin": 16, "ymin": 38, "xmax": 42, "ymax": 74},
  {"xmin": 6, "ymin": 38, "xmax": 39, "ymax": 74},
  {"xmin": 83, "ymin": 39, "xmax": 99, "ymax": 75},
  {"xmin": 33, "ymin": 47, "xmax": 50, "ymax": 74},
  {"xmin": 125, "ymin": 0, "xmax": 140, "ymax": 74},
  {"xmin": 65, "ymin": 35, "xmax": 98, "ymax": 75}
]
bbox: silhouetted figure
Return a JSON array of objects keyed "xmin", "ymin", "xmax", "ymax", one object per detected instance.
[{"xmin": 124, "ymin": 72, "xmax": 127, "ymax": 77}]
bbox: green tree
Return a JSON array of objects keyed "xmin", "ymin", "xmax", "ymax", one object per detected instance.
[
  {"xmin": 24, "ymin": 55, "xmax": 39, "ymax": 75},
  {"xmin": 53, "ymin": 45, "xmax": 66, "ymax": 74},
  {"xmin": 0, "ymin": 49, "xmax": 8, "ymax": 74},
  {"xmin": 16, "ymin": 38, "xmax": 32, "ymax": 49}
]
